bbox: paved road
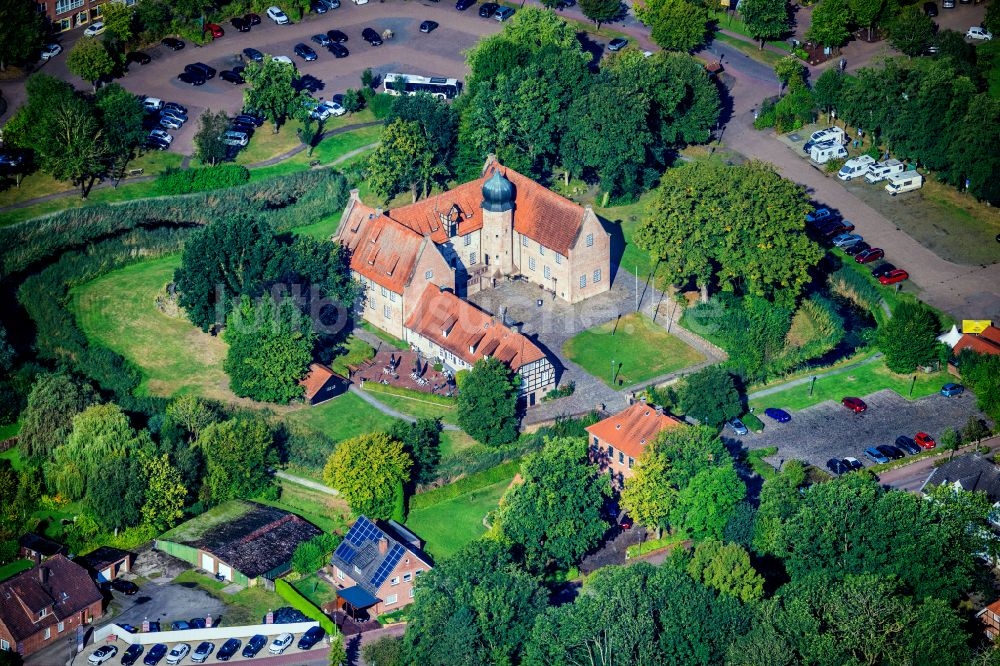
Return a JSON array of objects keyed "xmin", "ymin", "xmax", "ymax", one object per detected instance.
[{"xmin": 878, "ymin": 433, "xmax": 1000, "ymax": 491}]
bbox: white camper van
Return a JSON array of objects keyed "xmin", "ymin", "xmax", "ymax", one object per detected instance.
[
  {"xmin": 837, "ymin": 155, "xmax": 876, "ymax": 181},
  {"xmin": 864, "ymin": 159, "xmax": 904, "ymax": 184},
  {"xmin": 810, "ymin": 140, "xmax": 848, "ymax": 164},
  {"xmin": 885, "ymin": 171, "xmax": 923, "ymax": 195},
  {"xmin": 802, "ymin": 126, "xmax": 846, "ymax": 153}
]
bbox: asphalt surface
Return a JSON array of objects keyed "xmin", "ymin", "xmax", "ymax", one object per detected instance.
[
  {"xmin": 105, "ymin": 579, "xmax": 227, "ymax": 632},
  {"xmin": 878, "ymin": 433, "xmax": 1000, "ymax": 491},
  {"xmin": 729, "ymin": 389, "xmax": 984, "ymax": 472}
]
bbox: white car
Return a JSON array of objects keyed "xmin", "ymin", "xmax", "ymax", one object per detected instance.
[
  {"xmin": 267, "ymin": 6, "xmax": 290, "ymax": 23},
  {"xmin": 223, "ymin": 130, "xmax": 250, "ymax": 146},
  {"xmin": 143, "ymin": 97, "xmax": 164, "ymax": 112},
  {"xmin": 88, "ymin": 646, "xmax": 118, "ymax": 665},
  {"xmin": 354, "ymin": 0, "xmax": 369, "ymax": 4},
  {"xmin": 40, "ymin": 44, "xmax": 62, "ymax": 60},
  {"xmin": 83, "ymin": 21, "xmax": 105, "ymax": 37},
  {"xmin": 269, "ymin": 633, "xmax": 293, "ymax": 655},
  {"xmin": 271, "ymin": 55, "xmax": 294, "ymax": 65},
  {"xmin": 967, "ymin": 26, "xmax": 993, "ymax": 40},
  {"xmin": 149, "ymin": 129, "xmax": 173, "ymax": 144},
  {"xmin": 310, "ymin": 100, "xmax": 346, "ymax": 120},
  {"xmin": 166, "ymin": 643, "xmax": 190, "ymax": 665}
]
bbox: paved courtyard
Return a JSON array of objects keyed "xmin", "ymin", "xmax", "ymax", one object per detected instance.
[{"xmin": 727, "ymin": 388, "xmax": 985, "ymax": 471}]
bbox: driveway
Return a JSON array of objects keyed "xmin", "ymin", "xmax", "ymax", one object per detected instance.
[
  {"xmin": 102, "ymin": 579, "xmax": 227, "ymax": 631},
  {"xmin": 728, "ymin": 388, "xmax": 984, "ymax": 471}
]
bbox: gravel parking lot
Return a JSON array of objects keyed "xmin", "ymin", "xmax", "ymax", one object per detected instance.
[
  {"xmin": 107, "ymin": 579, "xmax": 227, "ymax": 631},
  {"xmin": 728, "ymin": 389, "xmax": 984, "ymax": 471}
]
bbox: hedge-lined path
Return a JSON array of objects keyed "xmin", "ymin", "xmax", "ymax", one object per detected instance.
[
  {"xmin": 348, "ymin": 384, "xmax": 461, "ymax": 431},
  {"xmin": 0, "ymin": 120, "xmax": 382, "ymax": 214},
  {"xmin": 275, "ymin": 470, "xmax": 339, "ymax": 496}
]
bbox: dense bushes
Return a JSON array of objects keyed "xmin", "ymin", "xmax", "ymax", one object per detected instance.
[
  {"xmin": 828, "ymin": 265, "xmax": 883, "ymax": 315},
  {"xmin": 959, "ymin": 350, "xmax": 1000, "ymax": 425},
  {"xmin": 154, "ymin": 165, "xmax": 250, "ymax": 195},
  {"xmin": 0, "ymin": 169, "xmax": 350, "ymax": 279}
]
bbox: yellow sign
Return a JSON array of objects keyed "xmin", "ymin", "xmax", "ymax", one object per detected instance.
[{"xmin": 963, "ymin": 320, "xmax": 992, "ymax": 334}]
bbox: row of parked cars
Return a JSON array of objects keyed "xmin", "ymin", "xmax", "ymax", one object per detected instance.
[
  {"xmin": 805, "ymin": 207, "xmax": 910, "ymax": 285},
  {"xmin": 88, "ymin": 627, "xmax": 326, "ymax": 665}
]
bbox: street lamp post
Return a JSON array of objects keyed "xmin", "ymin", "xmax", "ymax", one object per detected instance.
[{"xmin": 611, "ymin": 359, "xmax": 615, "ymax": 385}]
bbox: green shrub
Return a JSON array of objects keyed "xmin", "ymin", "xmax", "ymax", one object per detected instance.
[
  {"xmin": 828, "ymin": 265, "xmax": 882, "ymax": 315},
  {"xmin": 741, "ymin": 412, "xmax": 764, "ymax": 432},
  {"xmin": 754, "ymin": 100, "xmax": 777, "ymax": 129},
  {"xmin": 154, "ymin": 165, "xmax": 250, "ymax": 195},
  {"xmin": 773, "ymin": 87, "xmax": 816, "ymax": 133},
  {"xmin": 275, "ymin": 578, "xmax": 337, "ymax": 634},
  {"xmin": 369, "ymin": 93, "xmax": 395, "ymax": 119},
  {"xmin": 410, "ymin": 460, "xmax": 520, "ymax": 511},
  {"xmin": 825, "ymin": 157, "xmax": 847, "ymax": 173}
]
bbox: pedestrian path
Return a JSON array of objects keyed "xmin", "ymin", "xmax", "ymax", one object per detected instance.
[
  {"xmin": 275, "ymin": 470, "xmax": 339, "ymax": 496},
  {"xmin": 746, "ymin": 353, "xmax": 882, "ymax": 400}
]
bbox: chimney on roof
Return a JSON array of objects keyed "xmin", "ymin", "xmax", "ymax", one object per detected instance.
[
  {"xmin": 378, "ymin": 538, "xmax": 388, "ymax": 555},
  {"xmin": 655, "ymin": 406, "xmax": 663, "ymax": 415},
  {"xmin": 375, "ymin": 208, "xmax": 383, "ymax": 218},
  {"xmin": 38, "ymin": 564, "xmax": 48, "ymax": 586},
  {"xmin": 349, "ymin": 188, "xmax": 360, "ymax": 201}
]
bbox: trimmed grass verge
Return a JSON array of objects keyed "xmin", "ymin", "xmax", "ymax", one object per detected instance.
[
  {"xmin": 286, "ymin": 391, "xmax": 397, "ymax": 442},
  {"xmin": 173, "ymin": 569, "xmax": 286, "ymax": 626},
  {"xmin": 626, "ymin": 532, "xmax": 687, "ymax": 559},
  {"xmin": 330, "ymin": 335, "xmax": 374, "ymax": 377},
  {"xmin": 362, "ymin": 384, "xmax": 458, "ymax": 423},
  {"xmin": 746, "ymin": 446, "xmax": 778, "ymax": 480},
  {"xmin": 256, "ymin": 479, "xmax": 350, "ymax": 535}
]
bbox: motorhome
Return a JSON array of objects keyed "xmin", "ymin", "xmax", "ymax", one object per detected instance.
[
  {"xmin": 802, "ymin": 126, "xmax": 846, "ymax": 153},
  {"xmin": 864, "ymin": 159, "xmax": 905, "ymax": 184},
  {"xmin": 885, "ymin": 171, "xmax": 924, "ymax": 195},
  {"xmin": 810, "ymin": 140, "xmax": 848, "ymax": 164},
  {"xmin": 837, "ymin": 155, "xmax": 876, "ymax": 181}
]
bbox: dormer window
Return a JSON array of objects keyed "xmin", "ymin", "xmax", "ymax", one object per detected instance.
[{"xmin": 39, "ymin": 607, "xmax": 48, "ymax": 619}]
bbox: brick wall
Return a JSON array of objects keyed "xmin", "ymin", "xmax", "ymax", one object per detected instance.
[
  {"xmin": 589, "ymin": 435, "xmax": 637, "ymax": 489},
  {"xmin": 2, "ymin": 600, "xmax": 101, "ymax": 657}
]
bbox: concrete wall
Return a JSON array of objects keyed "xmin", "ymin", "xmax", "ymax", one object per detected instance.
[{"xmin": 92, "ymin": 621, "xmax": 320, "ymax": 646}]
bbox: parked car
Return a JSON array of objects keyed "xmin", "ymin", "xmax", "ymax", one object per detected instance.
[
  {"xmin": 823, "ymin": 220, "xmax": 856, "ymax": 237},
  {"xmin": 940, "ymin": 383, "xmax": 964, "ymax": 396},
  {"xmin": 143, "ymin": 644, "xmax": 168, "ymax": 666},
  {"xmin": 147, "ymin": 622, "xmax": 161, "ymax": 633},
  {"xmin": 83, "ymin": 21, "xmax": 106, "ymax": 37},
  {"xmin": 40, "ymin": 43, "xmax": 63, "ymax": 60},
  {"xmin": 112, "ymin": 578, "xmax": 139, "ymax": 595},
  {"xmin": 608, "ymin": 37, "xmax": 629, "ymax": 51},
  {"xmin": 362, "ymin": 28, "xmax": 383, "ymax": 45},
  {"xmin": 842, "ymin": 397, "xmax": 867, "ymax": 413},
  {"xmin": 924, "ymin": 1, "xmax": 938, "ymax": 15},
  {"xmin": 310, "ymin": 100, "xmax": 346, "ymax": 120},
  {"xmin": 495, "ymin": 6, "xmax": 515, "ymax": 20},
  {"xmin": 619, "ymin": 513, "xmax": 633, "ymax": 529},
  {"xmin": 246, "ymin": 12, "xmax": 262, "ymax": 24},
  {"xmin": 165, "ymin": 644, "xmax": 190, "ymax": 666},
  {"xmin": 864, "ymin": 447, "xmax": 890, "ymax": 464},
  {"xmin": 243, "ymin": 47, "xmax": 264, "ymax": 62},
  {"xmin": 170, "ymin": 620, "xmax": 191, "ymax": 631},
  {"xmin": 294, "ymin": 43, "xmax": 318, "ymax": 60},
  {"xmin": 146, "ymin": 134, "xmax": 171, "ymax": 151},
  {"xmin": 185, "ymin": 62, "xmax": 216, "ymax": 79},
  {"xmin": 871, "ymin": 263, "xmax": 896, "ymax": 278},
  {"xmin": 159, "ymin": 116, "xmax": 183, "ymax": 130},
  {"xmin": 455, "ymin": 0, "xmax": 476, "ymax": 9},
  {"xmin": 121, "ymin": 644, "xmax": 145, "ymax": 666},
  {"xmin": 204, "ymin": 23, "xmax": 224, "ymax": 38},
  {"xmin": 832, "ymin": 233, "xmax": 863, "ymax": 248},
  {"xmin": 915, "ymin": 432, "xmax": 937, "ymax": 449},
  {"xmin": 328, "ymin": 42, "xmax": 350, "ymax": 57},
  {"xmin": 843, "ymin": 241, "xmax": 870, "ymax": 257},
  {"xmin": 420, "ymin": 20, "xmax": 439, "ymax": 32},
  {"xmin": 143, "ymin": 97, "xmax": 164, "ymax": 112},
  {"xmin": 298, "ymin": 626, "xmax": 326, "ymax": 650},
  {"xmin": 479, "ymin": 2, "xmax": 498, "ymax": 16},
  {"xmin": 269, "ymin": 633, "xmax": 294, "ymax": 655},
  {"xmin": 235, "ymin": 112, "xmax": 264, "ymax": 126},
  {"xmin": 727, "ymin": 418, "xmax": 749, "ymax": 436},
  {"xmin": 88, "ymin": 646, "xmax": 118, "ymax": 665},
  {"xmin": 189, "ymin": 618, "xmax": 206, "ymax": 629},
  {"xmin": 163, "ymin": 102, "xmax": 188, "ymax": 116},
  {"xmin": 230, "ymin": 121, "xmax": 255, "ymax": 135},
  {"xmin": 242, "ymin": 635, "xmax": 267, "ymax": 658},
  {"xmin": 877, "ymin": 444, "xmax": 905, "ymax": 460},
  {"xmin": 855, "ymin": 248, "xmax": 885, "ymax": 264},
  {"xmin": 0, "ymin": 152, "xmax": 25, "ymax": 168},
  {"xmin": 191, "ymin": 642, "xmax": 215, "ymax": 663},
  {"xmin": 126, "ymin": 51, "xmax": 151, "ymax": 65},
  {"xmin": 267, "ymin": 6, "xmax": 290, "ymax": 23},
  {"xmin": 764, "ymin": 408, "xmax": 791, "ymax": 423},
  {"xmin": 327, "ymin": 29, "xmax": 349, "ymax": 42},
  {"xmin": 231, "ymin": 17, "xmax": 251, "ymax": 31},
  {"xmin": 878, "ymin": 269, "xmax": 909, "ymax": 285},
  {"xmin": 177, "ymin": 72, "xmax": 205, "ymax": 86},
  {"xmin": 312, "ymin": 33, "xmax": 332, "ymax": 47},
  {"xmin": 272, "ymin": 55, "xmax": 294, "ymax": 65},
  {"xmin": 895, "ymin": 435, "xmax": 920, "ymax": 455},
  {"xmin": 216, "ymin": 639, "xmax": 242, "ymax": 662},
  {"xmin": 827, "ymin": 458, "xmax": 863, "ymax": 474},
  {"xmin": 220, "ymin": 69, "xmax": 245, "ymax": 84},
  {"xmin": 967, "ymin": 26, "xmax": 993, "ymax": 40},
  {"xmin": 311, "ymin": 0, "xmax": 328, "ymax": 12},
  {"xmin": 805, "ymin": 207, "xmax": 835, "ymax": 224},
  {"xmin": 223, "ymin": 131, "xmax": 250, "ymax": 146},
  {"xmin": 161, "ymin": 37, "xmax": 185, "ymax": 50}
]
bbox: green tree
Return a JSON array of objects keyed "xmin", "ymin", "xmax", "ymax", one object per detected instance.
[
  {"xmin": 223, "ymin": 293, "xmax": 316, "ymax": 404},
  {"xmin": 18, "ymin": 373, "xmax": 97, "ymax": 462},
  {"xmin": 877, "ymin": 301, "xmax": 943, "ymax": 372},
  {"xmin": 362, "ymin": 637, "xmax": 403, "ymax": 666},
  {"xmin": 495, "ymin": 437, "xmax": 610, "ymax": 573},
  {"xmin": 100, "ymin": 1, "xmax": 135, "ymax": 44},
  {"xmin": 386, "ymin": 93, "xmax": 459, "ymax": 183},
  {"xmin": 140, "ymin": 453, "xmax": 186, "ymax": 530},
  {"xmin": 199, "ymin": 415, "xmax": 276, "ymax": 503},
  {"xmin": 679, "ymin": 366, "xmax": 742, "ymax": 429},
  {"xmin": 95, "ymin": 84, "xmax": 146, "ymax": 184},
  {"xmin": 620, "ymin": 439, "xmax": 677, "ymax": 538},
  {"xmin": 638, "ymin": 0, "xmax": 709, "ymax": 51},
  {"xmin": 579, "ymin": 0, "xmax": 622, "ymax": 29},
  {"xmin": 739, "ymin": 0, "xmax": 789, "ymax": 48},
  {"xmin": 387, "ymin": 418, "xmax": 441, "ymax": 485},
  {"xmin": 291, "ymin": 533, "xmax": 336, "ymax": 574},
  {"xmin": 194, "ymin": 110, "xmax": 231, "ymax": 166},
  {"xmin": 672, "ymin": 463, "xmax": 745, "ymax": 539},
  {"xmin": 848, "ymin": 0, "xmax": 885, "ymax": 41},
  {"xmin": 367, "ymin": 119, "xmax": 438, "ymax": 203},
  {"xmin": 806, "ymin": 0, "xmax": 852, "ymax": 49},
  {"xmin": 87, "ymin": 456, "xmax": 145, "ymax": 531},
  {"xmin": 323, "ymin": 432, "xmax": 411, "ymax": 519},
  {"xmin": 298, "ymin": 116, "xmax": 319, "ymax": 157},
  {"xmin": 243, "ymin": 56, "xmax": 311, "ymax": 132},
  {"xmin": 457, "ymin": 357, "xmax": 520, "ymax": 447},
  {"xmin": 687, "ymin": 540, "xmax": 765, "ymax": 602},
  {"xmin": 813, "ymin": 68, "xmax": 845, "ymax": 116},
  {"xmin": 403, "ymin": 540, "xmax": 547, "ymax": 666},
  {"xmin": 0, "ymin": 0, "xmax": 45, "ymax": 71},
  {"xmin": 962, "ymin": 415, "xmax": 991, "ymax": 443},
  {"xmin": 959, "ymin": 350, "xmax": 1000, "ymax": 424},
  {"xmin": 66, "ymin": 38, "xmax": 117, "ymax": 92},
  {"xmin": 774, "ymin": 55, "xmax": 806, "ymax": 93},
  {"xmin": 165, "ymin": 395, "xmax": 220, "ymax": 442},
  {"xmin": 752, "ymin": 459, "xmax": 805, "ymax": 555},
  {"xmin": 888, "ymin": 5, "xmax": 935, "ymax": 57},
  {"xmin": 36, "ymin": 97, "xmax": 109, "ymax": 198}
]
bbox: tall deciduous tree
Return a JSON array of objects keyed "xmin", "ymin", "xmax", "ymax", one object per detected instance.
[
  {"xmin": 877, "ymin": 301, "xmax": 943, "ymax": 373},
  {"xmin": 579, "ymin": 0, "xmax": 622, "ymax": 29},
  {"xmin": 0, "ymin": 0, "xmax": 45, "ymax": 71},
  {"xmin": 387, "ymin": 418, "xmax": 441, "ymax": 485},
  {"xmin": 140, "ymin": 453, "xmax": 186, "ymax": 530},
  {"xmin": 95, "ymin": 84, "xmax": 146, "ymax": 183},
  {"xmin": 87, "ymin": 456, "xmax": 145, "ymax": 531},
  {"xmin": 888, "ymin": 5, "xmax": 935, "ymax": 56},
  {"xmin": 638, "ymin": 0, "xmax": 709, "ymax": 51},
  {"xmin": 671, "ymin": 464, "xmax": 746, "ymax": 539},
  {"xmin": 739, "ymin": 0, "xmax": 789, "ymax": 48},
  {"xmin": 848, "ymin": 0, "xmax": 885, "ymax": 41},
  {"xmin": 199, "ymin": 415, "xmax": 276, "ymax": 503},
  {"xmin": 620, "ymin": 439, "xmax": 677, "ymax": 538},
  {"xmin": 66, "ymin": 38, "xmax": 117, "ymax": 92},
  {"xmin": 36, "ymin": 97, "xmax": 109, "ymax": 198},
  {"xmin": 194, "ymin": 110, "xmax": 231, "ymax": 166},
  {"xmin": 679, "ymin": 365, "xmax": 743, "ymax": 429},
  {"xmin": 223, "ymin": 293, "xmax": 316, "ymax": 404},
  {"xmin": 100, "ymin": 1, "xmax": 135, "ymax": 44},
  {"xmin": 366, "ymin": 119, "xmax": 438, "ymax": 203},
  {"xmin": 806, "ymin": 0, "xmax": 852, "ymax": 49},
  {"xmin": 495, "ymin": 437, "xmax": 610, "ymax": 574},
  {"xmin": 774, "ymin": 55, "xmax": 806, "ymax": 93},
  {"xmin": 687, "ymin": 540, "xmax": 765, "ymax": 602},
  {"xmin": 812, "ymin": 68, "xmax": 845, "ymax": 116},
  {"xmin": 242, "ymin": 56, "xmax": 311, "ymax": 132},
  {"xmin": 456, "ymin": 357, "xmax": 520, "ymax": 447},
  {"xmin": 323, "ymin": 432, "xmax": 411, "ymax": 519},
  {"xmin": 18, "ymin": 373, "xmax": 97, "ymax": 462}
]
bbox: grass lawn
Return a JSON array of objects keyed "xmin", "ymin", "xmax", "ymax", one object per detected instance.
[
  {"xmin": 256, "ymin": 479, "xmax": 350, "ymax": 535},
  {"xmin": 712, "ymin": 32, "xmax": 785, "ymax": 66},
  {"xmin": 0, "ymin": 559, "xmax": 34, "ymax": 581},
  {"xmin": 359, "ymin": 321, "xmax": 407, "ymax": 350},
  {"xmin": 173, "ymin": 569, "xmax": 286, "ymax": 626},
  {"xmin": 329, "ymin": 335, "xmax": 374, "ymax": 377},
  {"xmin": 709, "ymin": 11, "xmax": 792, "ymax": 52},
  {"xmin": 440, "ymin": 430, "xmax": 481, "ymax": 459},
  {"xmin": 405, "ymin": 478, "xmax": 511, "ymax": 560},
  {"xmin": 0, "ymin": 444, "xmax": 26, "ymax": 471},
  {"xmin": 748, "ymin": 358, "xmax": 952, "ymax": 412},
  {"xmin": 293, "ymin": 573, "xmax": 339, "ymax": 608},
  {"xmin": 292, "ymin": 213, "xmax": 342, "ymax": 240},
  {"xmin": 362, "ymin": 385, "xmax": 459, "ymax": 424},
  {"xmin": 1, "ymin": 176, "xmax": 163, "ymax": 227},
  {"xmin": 236, "ymin": 119, "xmax": 305, "ymax": 166},
  {"xmin": 285, "ymin": 391, "xmax": 397, "ymax": 442},
  {"xmin": 563, "ymin": 312, "xmax": 705, "ymax": 387},
  {"xmin": 70, "ymin": 254, "xmax": 233, "ymax": 401},
  {"xmin": 311, "ymin": 124, "xmax": 382, "ymax": 164}
]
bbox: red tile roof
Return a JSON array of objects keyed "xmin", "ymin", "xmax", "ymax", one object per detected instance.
[
  {"xmin": 954, "ymin": 331, "xmax": 1000, "ymax": 357},
  {"xmin": 299, "ymin": 363, "xmax": 346, "ymax": 401},
  {"xmin": 585, "ymin": 402, "xmax": 685, "ymax": 460},
  {"xmin": 0, "ymin": 555, "xmax": 102, "ymax": 643},
  {"xmin": 979, "ymin": 325, "xmax": 1000, "ymax": 346},
  {"xmin": 339, "ymin": 205, "xmax": 427, "ymax": 293},
  {"xmin": 978, "ymin": 598, "xmax": 1000, "ymax": 618},
  {"xmin": 404, "ymin": 285, "xmax": 546, "ymax": 372}
]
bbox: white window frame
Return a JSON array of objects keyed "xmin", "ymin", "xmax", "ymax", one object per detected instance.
[
  {"xmin": 44, "ymin": 627, "xmax": 51, "ymax": 640},
  {"xmin": 409, "ymin": 588, "xmax": 415, "ymax": 598},
  {"xmin": 593, "ymin": 269, "xmax": 601, "ymax": 283},
  {"xmin": 386, "ymin": 594, "xmax": 398, "ymax": 605},
  {"xmin": 464, "ymin": 234, "xmax": 472, "ymax": 246},
  {"xmin": 424, "ymin": 270, "xmax": 433, "ymax": 280},
  {"xmin": 469, "ymin": 252, "xmax": 477, "ymax": 265},
  {"xmin": 389, "ymin": 291, "xmax": 397, "ymax": 303},
  {"xmin": 415, "ymin": 569, "xmax": 423, "ymax": 576},
  {"xmin": 521, "ymin": 235, "xmax": 528, "ymax": 247},
  {"xmin": 528, "ymin": 257, "xmax": 536, "ymax": 271},
  {"xmin": 555, "ymin": 254, "xmax": 562, "ymax": 265},
  {"xmin": 380, "ymin": 286, "xmax": 388, "ymax": 297},
  {"xmin": 57, "ymin": 621, "xmax": 65, "ymax": 633},
  {"xmin": 403, "ymin": 573, "xmax": 411, "ymax": 582},
  {"xmin": 1, "ymin": 639, "xmax": 10, "ymax": 651},
  {"xmin": 586, "ymin": 233, "xmax": 594, "ymax": 247},
  {"xmin": 543, "ymin": 265, "xmax": 551, "ymax": 279},
  {"xmin": 383, "ymin": 304, "xmax": 392, "ymax": 320},
  {"xmin": 336, "ymin": 569, "xmax": 345, "ymax": 580},
  {"xmin": 579, "ymin": 274, "xmax": 586, "ymax": 288},
  {"xmin": 539, "ymin": 243, "xmax": 545, "ymax": 255},
  {"xmin": 390, "ymin": 576, "xmax": 399, "ymax": 586}
]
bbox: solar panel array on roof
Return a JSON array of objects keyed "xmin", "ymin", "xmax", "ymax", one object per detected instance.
[
  {"xmin": 346, "ymin": 516, "xmax": 384, "ymax": 547},
  {"xmin": 371, "ymin": 544, "xmax": 405, "ymax": 588},
  {"xmin": 333, "ymin": 541, "xmax": 356, "ymax": 564},
  {"xmin": 353, "ymin": 542, "xmax": 379, "ymax": 569}
]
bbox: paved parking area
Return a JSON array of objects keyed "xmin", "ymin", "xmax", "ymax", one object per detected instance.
[
  {"xmin": 106, "ymin": 579, "xmax": 227, "ymax": 631},
  {"xmin": 727, "ymin": 389, "xmax": 984, "ymax": 471}
]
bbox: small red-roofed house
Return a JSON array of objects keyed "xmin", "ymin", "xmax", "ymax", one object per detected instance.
[
  {"xmin": 585, "ymin": 401, "xmax": 685, "ymax": 489},
  {"xmin": 299, "ymin": 363, "xmax": 349, "ymax": 405},
  {"xmin": 977, "ymin": 598, "xmax": 1000, "ymax": 640}
]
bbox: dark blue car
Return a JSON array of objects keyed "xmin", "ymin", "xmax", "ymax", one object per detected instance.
[
  {"xmin": 940, "ymin": 383, "xmax": 964, "ymax": 397},
  {"xmin": 242, "ymin": 635, "xmax": 267, "ymax": 658},
  {"xmin": 143, "ymin": 644, "xmax": 168, "ymax": 666},
  {"xmin": 217, "ymin": 638, "xmax": 242, "ymax": 662},
  {"xmin": 121, "ymin": 644, "xmax": 145, "ymax": 666},
  {"xmin": 764, "ymin": 408, "xmax": 791, "ymax": 423},
  {"xmin": 297, "ymin": 626, "xmax": 326, "ymax": 650}
]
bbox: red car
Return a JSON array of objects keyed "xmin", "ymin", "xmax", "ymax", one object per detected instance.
[
  {"xmin": 855, "ymin": 248, "xmax": 884, "ymax": 264},
  {"xmin": 204, "ymin": 23, "xmax": 224, "ymax": 38},
  {"xmin": 842, "ymin": 396, "xmax": 867, "ymax": 413},
  {"xmin": 915, "ymin": 432, "xmax": 936, "ymax": 449},
  {"xmin": 878, "ymin": 269, "xmax": 909, "ymax": 285}
]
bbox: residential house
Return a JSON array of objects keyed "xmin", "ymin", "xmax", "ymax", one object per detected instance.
[
  {"xmin": 328, "ymin": 516, "xmax": 432, "ymax": 618},
  {"xmin": 39, "ymin": 0, "xmax": 138, "ymax": 34},
  {"xmin": 920, "ymin": 453, "xmax": 1000, "ymax": 526},
  {"xmin": 978, "ymin": 599, "xmax": 1000, "ymax": 641},
  {"xmin": 0, "ymin": 555, "xmax": 103, "ymax": 658},
  {"xmin": 72, "ymin": 547, "xmax": 133, "ymax": 583},
  {"xmin": 155, "ymin": 501, "xmax": 322, "ymax": 588},
  {"xmin": 17, "ymin": 534, "xmax": 66, "ymax": 563},
  {"xmin": 944, "ymin": 323, "xmax": 1000, "ymax": 375},
  {"xmin": 586, "ymin": 401, "xmax": 685, "ymax": 489},
  {"xmin": 403, "ymin": 285, "xmax": 556, "ymax": 405},
  {"xmin": 299, "ymin": 363, "xmax": 349, "ymax": 405}
]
